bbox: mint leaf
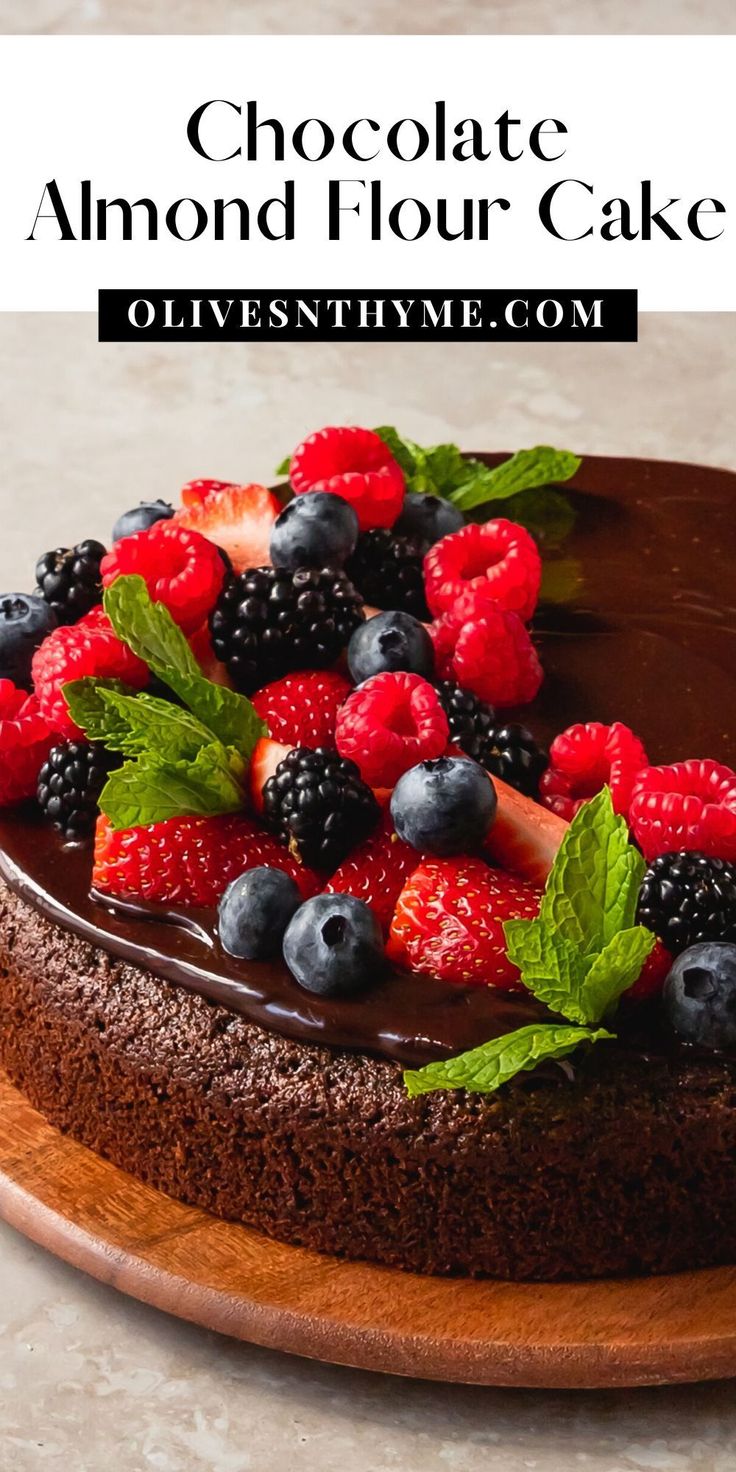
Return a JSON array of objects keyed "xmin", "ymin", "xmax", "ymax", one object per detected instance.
[
  {"xmin": 449, "ymin": 447, "xmax": 581, "ymax": 511},
  {"xmin": 63, "ymin": 677, "xmax": 138, "ymax": 743},
  {"xmin": 503, "ymin": 918, "xmax": 595, "ymax": 1027},
  {"xmin": 99, "ymin": 745, "xmax": 244, "ymax": 831},
  {"xmin": 373, "ymin": 425, "xmax": 425, "ymax": 482},
  {"xmin": 541, "ymin": 788, "xmax": 645, "ymax": 954},
  {"xmin": 94, "ymin": 689, "xmax": 223, "ymax": 762},
  {"xmin": 275, "ymin": 455, "xmax": 291, "ymax": 477},
  {"xmin": 403, "ymin": 1023, "xmax": 613, "ymax": 1098},
  {"xmin": 503, "ymin": 787, "xmax": 654, "ymax": 1026},
  {"xmin": 102, "ymin": 576, "xmax": 265, "ymax": 757},
  {"xmin": 581, "ymin": 927, "xmax": 655, "ymax": 1018}
]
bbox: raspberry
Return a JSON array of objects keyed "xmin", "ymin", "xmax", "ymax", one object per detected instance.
[
  {"xmin": 101, "ymin": 521, "xmax": 225, "ymax": 633},
  {"xmin": 428, "ymin": 613, "xmax": 460, "ymax": 680},
  {"xmin": 424, "ymin": 518, "xmax": 542, "ymax": 621},
  {"xmin": 451, "ymin": 604, "xmax": 543, "ymax": 707},
  {"xmin": 387, "ymin": 856, "xmax": 540, "ymax": 989},
  {"xmin": 325, "ymin": 811, "xmax": 424, "ymax": 934},
  {"xmin": 0, "ymin": 680, "xmax": 55, "ymax": 807},
  {"xmin": 252, "ymin": 670, "xmax": 351, "ymax": 747},
  {"xmin": 93, "ymin": 812, "xmax": 321, "ymax": 907},
  {"xmin": 32, "ymin": 607, "xmax": 148, "ymax": 739},
  {"xmin": 290, "ymin": 426, "xmax": 404, "ymax": 531},
  {"xmin": 180, "ymin": 477, "xmax": 236, "ymax": 510},
  {"xmin": 335, "ymin": 671, "xmax": 449, "ymax": 787},
  {"xmin": 539, "ymin": 721, "xmax": 649, "ymax": 821},
  {"xmin": 629, "ymin": 760, "xmax": 736, "ymax": 862}
]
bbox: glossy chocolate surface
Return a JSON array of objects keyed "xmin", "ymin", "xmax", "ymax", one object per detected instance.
[{"xmin": 1, "ymin": 454, "xmax": 734, "ymax": 1067}]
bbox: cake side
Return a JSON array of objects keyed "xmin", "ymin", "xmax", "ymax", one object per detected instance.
[{"xmin": 3, "ymin": 877, "xmax": 736, "ymax": 1282}]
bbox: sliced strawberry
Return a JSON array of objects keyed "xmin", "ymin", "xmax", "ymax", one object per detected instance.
[
  {"xmin": 485, "ymin": 776, "xmax": 568, "ymax": 885},
  {"xmin": 325, "ymin": 811, "xmax": 423, "ymax": 934},
  {"xmin": 180, "ymin": 477, "xmax": 236, "ymax": 510},
  {"xmin": 188, "ymin": 622, "xmax": 234, "ymax": 689},
  {"xmin": 248, "ymin": 736, "xmax": 291, "ymax": 813},
  {"xmin": 625, "ymin": 937, "xmax": 673, "ymax": 1002},
  {"xmin": 387, "ymin": 856, "xmax": 540, "ymax": 989},
  {"xmin": 176, "ymin": 484, "xmax": 281, "ymax": 572}
]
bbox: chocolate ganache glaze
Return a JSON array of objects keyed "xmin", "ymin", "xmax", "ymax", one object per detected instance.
[{"xmin": 0, "ymin": 454, "xmax": 734, "ymax": 1068}]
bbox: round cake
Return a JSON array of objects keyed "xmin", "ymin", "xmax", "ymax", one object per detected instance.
[{"xmin": 0, "ymin": 441, "xmax": 735, "ymax": 1282}]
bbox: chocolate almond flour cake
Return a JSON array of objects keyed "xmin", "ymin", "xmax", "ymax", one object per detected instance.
[{"xmin": 0, "ymin": 431, "xmax": 735, "ymax": 1282}]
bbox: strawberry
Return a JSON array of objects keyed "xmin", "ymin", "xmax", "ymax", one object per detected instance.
[
  {"xmin": 387, "ymin": 856, "xmax": 540, "ymax": 989},
  {"xmin": 625, "ymin": 937, "xmax": 673, "ymax": 1002},
  {"xmin": 93, "ymin": 811, "xmax": 321, "ymax": 907},
  {"xmin": 325, "ymin": 811, "xmax": 424, "ymax": 934},
  {"xmin": 188, "ymin": 622, "xmax": 234, "ymax": 688},
  {"xmin": 248, "ymin": 736, "xmax": 291, "ymax": 813},
  {"xmin": 180, "ymin": 477, "xmax": 236, "ymax": 510},
  {"xmin": 484, "ymin": 776, "xmax": 569, "ymax": 885},
  {"xmin": 252, "ymin": 670, "xmax": 351, "ymax": 748},
  {"xmin": 176, "ymin": 484, "xmax": 281, "ymax": 572}
]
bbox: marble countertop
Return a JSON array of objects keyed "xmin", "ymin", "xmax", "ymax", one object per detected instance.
[{"xmin": 1, "ymin": 310, "xmax": 735, "ymax": 1471}]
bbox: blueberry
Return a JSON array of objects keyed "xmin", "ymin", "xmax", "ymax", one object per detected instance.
[
  {"xmin": 218, "ymin": 866, "xmax": 301, "ymax": 961},
  {"xmin": 282, "ymin": 893, "xmax": 385, "ymax": 997},
  {"xmin": 112, "ymin": 499, "xmax": 175, "ymax": 542},
  {"xmin": 394, "ymin": 492, "xmax": 464, "ymax": 547},
  {"xmin": 270, "ymin": 492, "xmax": 359, "ymax": 571},
  {"xmin": 391, "ymin": 755, "xmax": 497, "ymax": 855},
  {"xmin": 663, "ymin": 942, "xmax": 736, "ymax": 1050},
  {"xmin": 347, "ymin": 610, "xmax": 435, "ymax": 683},
  {"xmin": 0, "ymin": 594, "xmax": 57, "ymax": 688}
]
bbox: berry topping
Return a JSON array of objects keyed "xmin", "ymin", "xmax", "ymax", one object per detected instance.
[
  {"xmin": 35, "ymin": 540, "xmax": 106, "ymax": 626},
  {"xmin": 32, "ymin": 607, "xmax": 149, "ymax": 738},
  {"xmin": 262, "ymin": 746, "xmax": 380, "ymax": 871},
  {"xmin": 283, "ymin": 892, "xmax": 386, "ymax": 997},
  {"xmin": 390, "ymin": 755, "xmax": 497, "ymax": 856},
  {"xmin": 101, "ymin": 522, "xmax": 225, "ymax": 635},
  {"xmin": 218, "ymin": 865, "xmax": 301, "ymax": 961},
  {"xmin": 290, "ymin": 426, "xmax": 404, "ymax": 531},
  {"xmin": 484, "ymin": 776, "xmax": 569, "ymax": 886},
  {"xmin": 112, "ymin": 500, "xmax": 174, "ymax": 542},
  {"xmin": 347, "ymin": 610, "xmax": 435, "ymax": 684},
  {"xmin": 387, "ymin": 856, "xmax": 540, "ymax": 989},
  {"xmin": 347, "ymin": 528, "xmax": 430, "ymax": 619},
  {"xmin": 637, "ymin": 851, "xmax": 736, "ymax": 954},
  {"xmin": 436, "ymin": 680, "xmax": 496, "ymax": 759},
  {"xmin": 269, "ymin": 492, "xmax": 359, "ymax": 571},
  {"xmin": 37, "ymin": 739, "xmax": 121, "ymax": 839},
  {"xmin": 335, "ymin": 671, "xmax": 449, "ymax": 788},
  {"xmin": 629, "ymin": 760, "xmax": 736, "ymax": 862},
  {"xmin": 480, "ymin": 722, "xmax": 547, "ymax": 798},
  {"xmin": 210, "ymin": 566, "xmax": 364, "ymax": 693},
  {"xmin": 180, "ymin": 477, "xmax": 236, "ymax": 510},
  {"xmin": 325, "ymin": 811, "xmax": 424, "ymax": 935},
  {"xmin": 93, "ymin": 812, "xmax": 320, "ymax": 907},
  {"xmin": 0, "ymin": 594, "xmax": 57, "ymax": 689},
  {"xmin": 394, "ymin": 491, "xmax": 464, "ymax": 547},
  {"xmin": 424, "ymin": 518, "xmax": 542, "ymax": 621},
  {"xmin": 432, "ymin": 595, "xmax": 543, "ymax": 708},
  {"xmin": 663, "ymin": 942, "xmax": 736, "ymax": 1050},
  {"xmin": 0, "ymin": 680, "xmax": 55, "ymax": 807},
  {"xmin": 251, "ymin": 669, "xmax": 351, "ymax": 748},
  {"xmin": 176, "ymin": 483, "xmax": 280, "ymax": 572},
  {"xmin": 539, "ymin": 721, "xmax": 648, "ymax": 820}
]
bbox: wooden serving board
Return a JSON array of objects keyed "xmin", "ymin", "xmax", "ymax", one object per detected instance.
[{"xmin": 1, "ymin": 1072, "xmax": 735, "ymax": 1388}]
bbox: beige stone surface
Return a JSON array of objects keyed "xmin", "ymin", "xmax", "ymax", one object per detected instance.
[{"xmin": 2, "ymin": 0, "xmax": 735, "ymax": 34}]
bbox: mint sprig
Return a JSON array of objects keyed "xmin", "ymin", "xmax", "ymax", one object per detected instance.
[
  {"xmin": 403, "ymin": 787, "xmax": 654, "ymax": 1099},
  {"xmin": 404, "ymin": 1024, "xmax": 614, "ymax": 1099},
  {"xmin": 374, "ymin": 427, "xmax": 580, "ymax": 511},
  {"xmin": 63, "ymin": 576, "xmax": 266, "ymax": 831}
]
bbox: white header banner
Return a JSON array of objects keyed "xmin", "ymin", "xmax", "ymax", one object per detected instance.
[{"xmin": 0, "ymin": 33, "xmax": 733, "ymax": 312}]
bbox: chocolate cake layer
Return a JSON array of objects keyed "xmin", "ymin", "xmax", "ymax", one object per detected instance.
[{"xmin": 2, "ymin": 878, "xmax": 736, "ymax": 1281}]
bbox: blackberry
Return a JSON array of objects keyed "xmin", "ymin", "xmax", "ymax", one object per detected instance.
[
  {"xmin": 209, "ymin": 566, "xmax": 364, "ymax": 693},
  {"xmin": 637, "ymin": 851, "xmax": 736, "ymax": 956},
  {"xmin": 262, "ymin": 747, "xmax": 380, "ymax": 871},
  {"xmin": 37, "ymin": 740, "xmax": 120, "ymax": 839},
  {"xmin": 436, "ymin": 680, "xmax": 496, "ymax": 761},
  {"xmin": 347, "ymin": 529, "xmax": 430, "ymax": 620},
  {"xmin": 35, "ymin": 539, "xmax": 106, "ymax": 625},
  {"xmin": 479, "ymin": 723, "xmax": 548, "ymax": 798}
]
